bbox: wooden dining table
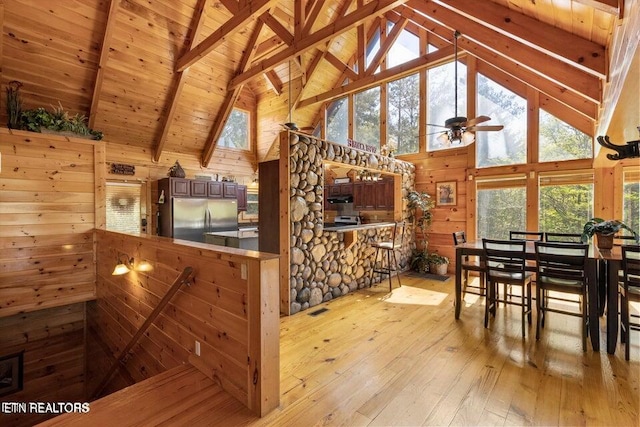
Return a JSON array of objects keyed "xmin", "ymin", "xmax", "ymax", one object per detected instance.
[{"xmin": 454, "ymin": 240, "xmax": 601, "ymax": 351}]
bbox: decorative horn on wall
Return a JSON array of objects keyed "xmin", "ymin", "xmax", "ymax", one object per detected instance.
[{"xmin": 596, "ymin": 135, "xmax": 640, "ymax": 160}]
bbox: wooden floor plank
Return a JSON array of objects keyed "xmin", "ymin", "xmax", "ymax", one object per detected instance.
[{"xmin": 39, "ymin": 274, "xmax": 639, "ymax": 427}]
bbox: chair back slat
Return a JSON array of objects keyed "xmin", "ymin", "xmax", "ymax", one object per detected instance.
[
  {"xmin": 483, "ymin": 239, "xmax": 527, "ymax": 281},
  {"xmin": 509, "ymin": 231, "xmax": 543, "ymax": 241},
  {"xmin": 544, "ymin": 232, "xmax": 583, "ymax": 243},
  {"xmin": 622, "ymin": 245, "xmax": 640, "ymax": 289},
  {"xmin": 393, "ymin": 221, "xmax": 406, "ymax": 247},
  {"xmin": 534, "ymin": 242, "xmax": 588, "ymax": 283},
  {"xmin": 452, "ymin": 231, "xmax": 466, "ymax": 245}
]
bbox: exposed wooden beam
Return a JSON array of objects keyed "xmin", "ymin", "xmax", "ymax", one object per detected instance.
[
  {"xmin": 397, "ymin": 5, "xmax": 598, "ymax": 120},
  {"xmin": 298, "ymin": 46, "xmax": 454, "ymax": 108},
  {"xmin": 153, "ymin": 0, "xmax": 209, "ymax": 162},
  {"xmin": 175, "ymin": 0, "xmax": 274, "ymax": 72},
  {"xmin": 302, "ymin": 0, "xmax": 324, "ymax": 36},
  {"xmin": 229, "ymin": 0, "xmax": 410, "ymax": 89},
  {"xmin": 325, "ymin": 52, "xmax": 359, "ymax": 82},
  {"xmin": 357, "ymin": 24, "xmax": 365, "ymax": 77},
  {"xmin": 432, "ymin": 0, "xmax": 607, "ymax": 78},
  {"xmin": 260, "ymin": 11, "xmax": 293, "ymax": 46},
  {"xmin": 88, "ymin": 0, "xmax": 119, "ymax": 129},
  {"xmin": 264, "ymin": 70, "xmax": 283, "ymax": 95},
  {"xmin": 219, "ymin": 0, "xmax": 239, "ymax": 14},
  {"xmin": 201, "ymin": 19, "xmax": 264, "ymax": 167},
  {"xmin": 365, "ymin": 17, "xmax": 408, "ymax": 76},
  {"xmin": 294, "ymin": 0, "xmax": 304, "ymax": 39},
  {"xmin": 407, "ymin": 0, "xmax": 602, "ymax": 103},
  {"xmin": 254, "ymin": 35, "xmax": 285, "ymax": 61}
]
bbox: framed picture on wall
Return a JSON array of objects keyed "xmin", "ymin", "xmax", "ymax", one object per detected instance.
[
  {"xmin": 436, "ymin": 181, "xmax": 457, "ymax": 206},
  {"xmin": 0, "ymin": 351, "xmax": 24, "ymax": 397}
]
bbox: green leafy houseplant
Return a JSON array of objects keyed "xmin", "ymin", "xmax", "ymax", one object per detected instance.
[
  {"xmin": 581, "ymin": 218, "xmax": 639, "ymax": 247},
  {"xmin": 5, "ymin": 81, "xmax": 103, "ymax": 140},
  {"xmin": 406, "ymin": 190, "xmax": 436, "ymax": 273},
  {"xmin": 427, "ymin": 253, "xmax": 449, "ymax": 275}
]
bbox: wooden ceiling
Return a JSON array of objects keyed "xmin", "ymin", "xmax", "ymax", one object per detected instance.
[{"xmin": 0, "ymin": 0, "xmax": 631, "ymax": 167}]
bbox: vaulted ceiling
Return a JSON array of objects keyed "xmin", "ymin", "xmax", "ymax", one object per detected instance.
[{"xmin": 1, "ymin": 0, "xmax": 636, "ymax": 168}]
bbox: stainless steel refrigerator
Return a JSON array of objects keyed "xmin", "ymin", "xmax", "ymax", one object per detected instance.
[{"xmin": 170, "ymin": 198, "xmax": 238, "ymax": 243}]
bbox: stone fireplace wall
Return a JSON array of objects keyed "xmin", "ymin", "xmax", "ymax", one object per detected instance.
[{"xmin": 288, "ymin": 132, "xmax": 416, "ymax": 314}]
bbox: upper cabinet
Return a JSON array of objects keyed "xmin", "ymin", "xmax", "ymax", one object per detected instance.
[{"xmin": 157, "ymin": 177, "xmax": 244, "ymax": 203}]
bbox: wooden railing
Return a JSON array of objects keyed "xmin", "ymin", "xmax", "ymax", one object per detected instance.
[{"xmin": 91, "ymin": 266, "xmax": 195, "ymax": 399}]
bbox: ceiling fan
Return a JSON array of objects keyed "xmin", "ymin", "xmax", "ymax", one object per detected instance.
[{"xmin": 427, "ymin": 31, "xmax": 503, "ymax": 147}]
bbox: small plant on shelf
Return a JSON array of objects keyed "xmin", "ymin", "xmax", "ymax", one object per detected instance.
[{"xmin": 4, "ymin": 81, "xmax": 103, "ymax": 140}]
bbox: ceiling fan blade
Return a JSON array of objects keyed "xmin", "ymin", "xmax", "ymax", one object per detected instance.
[
  {"xmin": 426, "ymin": 123, "xmax": 447, "ymax": 129},
  {"xmin": 466, "ymin": 125, "xmax": 504, "ymax": 132},
  {"xmin": 464, "ymin": 115, "xmax": 491, "ymax": 127},
  {"xmin": 427, "ymin": 130, "xmax": 448, "ymax": 136}
]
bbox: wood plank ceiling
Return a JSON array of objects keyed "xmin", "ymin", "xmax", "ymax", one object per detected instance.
[{"xmin": 0, "ymin": 0, "xmax": 623, "ymax": 167}]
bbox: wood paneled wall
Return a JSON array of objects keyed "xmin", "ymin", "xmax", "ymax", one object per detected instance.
[
  {"xmin": 0, "ymin": 303, "xmax": 86, "ymax": 427},
  {"xmin": 0, "ymin": 129, "xmax": 98, "ymax": 318},
  {"xmin": 90, "ymin": 230, "xmax": 279, "ymax": 416},
  {"xmin": 411, "ymin": 149, "xmax": 469, "ymax": 267}
]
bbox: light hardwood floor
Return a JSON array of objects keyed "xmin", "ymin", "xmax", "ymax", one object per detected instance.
[
  {"xmin": 41, "ymin": 273, "xmax": 640, "ymax": 426},
  {"xmin": 252, "ymin": 273, "xmax": 639, "ymax": 426}
]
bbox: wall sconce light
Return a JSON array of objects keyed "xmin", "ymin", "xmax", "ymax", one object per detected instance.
[{"xmin": 112, "ymin": 252, "xmax": 134, "ymax": 275}]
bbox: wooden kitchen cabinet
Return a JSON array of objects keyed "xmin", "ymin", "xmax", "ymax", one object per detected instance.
[{"xmin": 237, "ymin": 185, "xmax": 247, "ymax": 211}]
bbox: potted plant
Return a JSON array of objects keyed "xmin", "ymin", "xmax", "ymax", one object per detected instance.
[
  {"xmin": 581, "ymin": 218, "xmax": 638, "ymax": 249},
  {"xmin": 406, "ymin": 190, "xmax": 435, "ymax": 272},
  {"xmin": 427, "ymin": 253, "xmax": 449, "ymax": 275}
]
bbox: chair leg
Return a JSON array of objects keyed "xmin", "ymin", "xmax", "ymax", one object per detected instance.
[
  {"xmin": 370, "ymin": 247, "xmax": 380, "ymax": 287},
  {"xmin": 484, "ymin": 280, "xmax": 491, "ymax": 328},
  {"xmin": 536, "ymin": 284, "xmax": 542, "ymax": 340},
  {"xmin": 386, "ymin": 249, "xmax": 392, "ymax": 291},
  {"xmin": 582, "ymin": 291, "xmax": 588, "ymax": 352},
  {"xmin": 527, "ymin": 282, "xmax": 532, "ymax": 325},
  {"xmin": 392, "ymin": 250, "xmax": 401, "ymax": 289}
]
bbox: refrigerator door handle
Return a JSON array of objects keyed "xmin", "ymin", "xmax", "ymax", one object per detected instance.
[{"xmin": 206, "ymin": 208, "xmax": 211, "ymax": 231}]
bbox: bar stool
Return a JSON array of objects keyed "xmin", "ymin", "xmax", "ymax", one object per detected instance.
[
  {"xmin": 452, "ymin": 231, "xmax": 485, "ymax": 298},
  {"xmin": 371, "ymin": 221, "xmax": 406, "ymax": 291}
]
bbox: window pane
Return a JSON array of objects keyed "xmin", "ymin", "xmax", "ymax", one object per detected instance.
[
  {"xmin": 387, "ymin": 74, "xmax": 419, "ymax": 154},
  {"xmin": 326, "ymin": 97, "xmax": 349, "ymax": 144},
  {"xmin": 476, "ymin": 74, "xmax": 527, "ymax": 167},
  {"xmin": 539, "ymin": 182, "xmax": 593, "ymax": 234},
  {"xmin": 106, "ymin": 183, "xmax": 141, "ymax": 234},
  {"xmin": 427, "ymin": 61, "xmax": 466, "ymax": 151},
  {"xmin": 219, "ymin": 109, "xmax": 249, "ymax": 149},
  {"xmin": 387, "ymin": 27, "xmax": 419, "ymax": 68},
  {"xmin": 623, "ymin": 170, "xmax": 640, "ymax": 236},
  {"xmin": 366, "ymin": 31, "xmax": 381, "ymax": 73},
  {"xmin": 477, "ymin": 185, "xmax": 526, "ymax": 239},
  {"xmin": 354, "ymin": 87, "xmax": 380, "ymax": 147},
  {"xmin": 539, "ymin": 109, "xmax": 592, "ymax": 162}
]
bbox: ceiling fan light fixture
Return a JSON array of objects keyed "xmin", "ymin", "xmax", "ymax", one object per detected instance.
[{"xmin": 462, "ymin": 131, "xmax": 475, "ymax": 145}]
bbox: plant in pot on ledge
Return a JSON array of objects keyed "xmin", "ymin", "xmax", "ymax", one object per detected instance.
[
  {"xmin": 406, "ymin": 190, "xmax": 434, "ymax": 273},
  {"xmin": 581, "ymin": 217, "xmax": 638, "ymax": 249}
]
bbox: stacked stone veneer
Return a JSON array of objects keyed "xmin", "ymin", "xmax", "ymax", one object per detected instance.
[{"xmin": 288, "ymin": 132, "xmax": 416, "ymax": 314}]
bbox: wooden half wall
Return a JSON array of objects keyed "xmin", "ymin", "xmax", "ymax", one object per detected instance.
[
  {"xmin": 0, "ymin": 129, "xmax": 101, "ymax": 318},
  {"xmin": 91, "ymin": 230, "xmax": 280, "ymax": 416}
]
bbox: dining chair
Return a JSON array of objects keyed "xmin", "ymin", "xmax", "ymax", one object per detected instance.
[
  {"xmin": 483, "ymin": 239, "xmax": 533, "ymax": 337},
  {"xmin": 619, "ymin": 245, "xmax": 640, "ymax": 361},
  {"xmin": 509, "ymin": 231, "xmax": 544, "ymax": 241},
  {"xmin": 544, "ymin": 232, "xmax": 583, "ymax": 243},
  {"xmin": 371, "ymin": 221, "xmax": 406, "ymax": 291},
  {"xmin": 452, "ymin": 231, "xmax": 485, "ymax": 299},
  {"xmin": 534, "ymin": 241, "xmax": 589, "ymax": 351}
]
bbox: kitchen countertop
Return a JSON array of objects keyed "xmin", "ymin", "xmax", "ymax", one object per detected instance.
[
  {"xmin": 323, "ymin": 222, "xmax": 395, "ymax": 232},
  {"xmin": 204, "ymin": 227, "xmax": 258, "ymax": 239}
]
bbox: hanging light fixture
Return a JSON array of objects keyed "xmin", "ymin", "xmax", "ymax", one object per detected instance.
[{"xmin": 112, "ymin": 252, "xmax": 134, "ymax": 275}]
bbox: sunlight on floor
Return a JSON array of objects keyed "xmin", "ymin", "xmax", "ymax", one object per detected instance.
[{"xmin": 380, "ymin": 284, "xmax": 448, "ymax": 306}]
